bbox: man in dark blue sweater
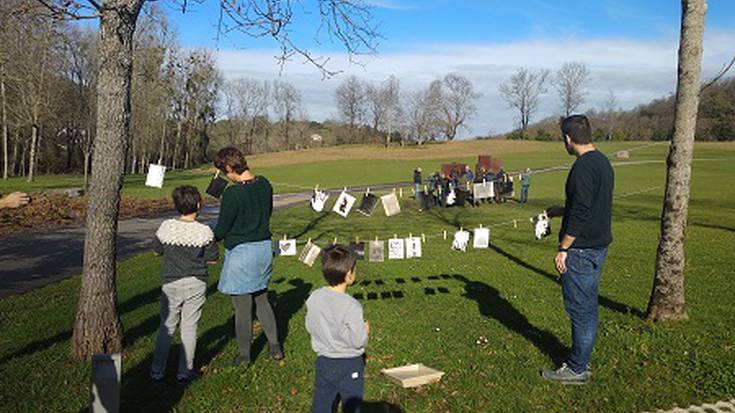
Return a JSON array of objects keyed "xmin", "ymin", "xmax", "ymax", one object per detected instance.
[{"xmin": 542, "ymin": 115, "xmax": 614, "ymax": 385}]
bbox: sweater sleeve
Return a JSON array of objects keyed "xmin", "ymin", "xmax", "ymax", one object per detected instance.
[
  {"xmin": 344, "ymin": 301, "xmax": 368, "ymax": 349},
  {"xmin": 203, "ymin": 240, "xmax": 219, "ymax": 262},
  {"xmin": 152, "ymin": 236, "xmax": 163, "ymax": 255},
  {"xmin": 214, "ymin": 189, "xmax": 237, "ymax": 241},
  {"xmin": 565, "ymin": 164, "xmax": 595, "ymax": 238}
]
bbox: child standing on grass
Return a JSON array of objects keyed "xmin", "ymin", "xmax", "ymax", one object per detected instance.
[
  {"xmin": 306, "ymin": 245, "xmax": 369, "ymax": 413},
  {"xmin": 150, "ymin": 185, "xmax": 219, "ymax": 385}
]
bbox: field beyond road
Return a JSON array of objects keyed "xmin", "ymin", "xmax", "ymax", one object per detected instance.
[{"xmin": 0, "ymin": 140, "xmax": 734, "ymax": 412}]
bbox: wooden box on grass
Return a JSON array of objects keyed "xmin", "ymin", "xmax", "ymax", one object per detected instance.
[{"xmin": 381, "ymin": 363, "xmax": 445, "ymax": 388}]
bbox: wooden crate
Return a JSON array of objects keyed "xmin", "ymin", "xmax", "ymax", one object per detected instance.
[{"xmin": 381, "ymin": 363, "xmax": 445, "ymax": 388}]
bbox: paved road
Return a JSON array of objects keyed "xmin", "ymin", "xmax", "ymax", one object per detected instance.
[{"xmin": 0, "ymin": 183, "xmax": 404, "ymax": 298}]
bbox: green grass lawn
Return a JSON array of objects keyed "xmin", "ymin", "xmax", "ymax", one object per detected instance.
[{"xmin": 0, "ymin": 142, "xmax": 734, "ymax": 412}]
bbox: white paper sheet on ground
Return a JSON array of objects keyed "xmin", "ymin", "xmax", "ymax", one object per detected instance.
[
  {"xmin": 299, "ymin": 241, "xmax": 322, "ymax": 267},
  {"xmin": 452, "ymin": 230, "xmax": 471, "ymax": 252},
  {"xmin": 473, "ymin": 228, "xmax": 490, "ymax": 249},
  {"xmin": 278, "ymin": 239, "xmax": 297, "ymax": 256},
  {"xmin": 531, "ymin": 212, "xmax": 552, "ymax": 240},
  {"xmin": 332, "ymin": 190, "xmax": 356, "ymax": 218},
  {"xmin": 405, "ymin": 237, "xmax": 422, "ymax": 258},
  {"xmin": 388, "ymin": 238, "xmax": 405, "ymax": 259},
  {"xmin": 473, "ymin": 182, "xmax": 494, "ymax": 200},
  {"xmin": 381, "ymin": 193, "xmax": 401, "ymax": 216},
  {"xmin": 145, "ymin": 164, "xmax": 166, "ymax": 188},
  {"xmin": 368, "ymin": 240, "xmax": 385, "ymax": 262},
  {"xmin": 310, "ymin": 189, "xmax": 330, "ymax": 212}
]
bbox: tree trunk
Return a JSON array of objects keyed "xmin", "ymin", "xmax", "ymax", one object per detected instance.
[
  {"xmin": 72, "ymin": 1, "xmax": 142, "ymax": 360},
  {"xmin": 27, "ymin": 124, "xmax": 37, "ymax": 182},
  {"xmin": 11, "ymin": 128, "xmax": 18, "ymax": 177},
  {"xmin": 172, "ymin": 120, "xmax": 181, "ymax": 170},
  {"xmin": 1, "ymin": 72, "xmax": 7, "ymax": 180},
  {"xmin": 158, "ymin": 120, "xmax": 166, "ymax": 164},
  {"xmin": 646, "ymin": 0, "xmax": 707, "ymax": 323}
]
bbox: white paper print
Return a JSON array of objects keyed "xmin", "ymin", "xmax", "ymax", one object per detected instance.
[
  {"xmin": 145, "ymin": 164, "xmax": 166, "ymax": 188},
  {"xmin": 299, "ymin": 241, "xmax": 322, "ymax": 267},
  {"xmin": 452, "ymin": 230, "xmax": 471, "ymax": 252},
  {"xmin": 445, "ymin": 188, "xmax": 457, "ymax": 206},
  {"xmin": 405, "ymin": 237, "xmax": 422, "ymax": 258},
  {"xmin": 473, "ymin": 181, "xmax": 494, "ymax": 200},
  {"xmin": 310, "ymin": 188, "xmax": 330, "ymax": 212},
  {"xmin": 381, "ymin": 193, "xmax": 401, "ymax": 217},
  {"xmin": 531, "ymin": 211, "xmax": 552, "ymax": 240},
  {"xmin": 368, "ymin": 240, "xmax": 385, "ymax": 262},
  {"xmin": 473, "ymin": 228, "xmax": 490, "ymax": 249},
  {"xmin": 332, "ymin": 190, "xmax": 357, "ymax": 218},
  {"xmin": 388, "ymin": 238, "xmax": 405, "ymax": 259},
  {"xmin": 278, "ymin": 239, "xmax": 297, "ymax": 256}
]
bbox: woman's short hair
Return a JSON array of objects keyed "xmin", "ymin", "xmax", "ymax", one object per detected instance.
[
  {"xmin": 214, "ymin": 146, "xmax": 249, "ymax": 174},
  {"xmin": 171, "ymin": 185, "xmax": 201, "ymax": 215}
]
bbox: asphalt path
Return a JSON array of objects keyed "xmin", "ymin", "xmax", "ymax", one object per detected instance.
[{"xmin": 0, "ymin": 183, "xmax": 404, "ymax": 298}]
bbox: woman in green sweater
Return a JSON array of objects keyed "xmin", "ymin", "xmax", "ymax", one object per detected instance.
[{"xmin": 213, "ymin": 147, "xmax": 283, "ymax": 367}]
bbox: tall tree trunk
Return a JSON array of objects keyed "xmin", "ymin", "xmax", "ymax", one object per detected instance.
[
  {"xmin": 27, "ymin": 124, "xmax": 37, "ymax": 182},
  {"xmin": 158, "ymin": 120, "xmax": 166, "ymax": 164},
  {"xmin": 646, "ymin": 0, "xmax": 707, "ymax": 322},
  {"xmin": 11, "ymin": 128, "xmax": 18, "ymax": 177},
  {"xmin": 72, "ymin": 1, "xmax": 142, "ymax": 360},
  {"xmin": 1, "ymin": 71, "xmax": 7, "ymax": 180},
  {"xmin": 172, "ymin": 120, "xmax": 181, "ymax": 170}
]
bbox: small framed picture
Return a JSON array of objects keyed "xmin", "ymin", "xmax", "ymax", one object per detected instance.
[
  {"xmin": 368, "ymin": 240, "xmax": 385, "ymax": 262},
  {"xmin": 299, "ymin": 241, "xmax": 322, "ymax": 267},
  {"xmin": 349, "ymin": 242, "xmax": 366, "ymax": 260},
  {"xmin": 388, "ymin": 238, "xmax": 405, "ymax": 259},
  {"xmin": 278, "ymin": 239, "xmax": 297, "ymax": 256},
  {"xmin": 332, "ymin": 190, "xmax": 357, "ymax": 218},
  {"xmin": 381, "ymin": 193, "xmax": 401, "ymax": 217},
  {"xmin": 405, "ymin": 237, "xmax": 422, "ymax": 258},
  {"xmin": 145, "ymin": 164, "xmax": 166, "ymax": 189},
  {"xmin": 473, "ymin": 228, "xmax": 490, "ymax": 249}
]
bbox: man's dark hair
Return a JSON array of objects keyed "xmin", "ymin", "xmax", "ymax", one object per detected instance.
[
  {"xmin": 321, "ymin": 244, "xmax": 357, "ymax": 286},
  {"xmin": 215, "ymin": 146, "xmax": 249, "ymax": 174},
  {"xmin": 560, "ymin": 115, "xmax": 592, "ymax": 144},
  {"xmin": 172, "ymin": 185, "xmax": 202, "ymax": 215}
]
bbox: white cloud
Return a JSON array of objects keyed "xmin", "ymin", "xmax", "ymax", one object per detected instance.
[{"xmin": 214, "ymin": 30, "xmax": 735, "ymax": 138}]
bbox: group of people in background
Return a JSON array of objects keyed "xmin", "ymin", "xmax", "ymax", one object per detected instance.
[{"xmin": 412, "ymin": 164, "xmax": 532, "ymax": 207}]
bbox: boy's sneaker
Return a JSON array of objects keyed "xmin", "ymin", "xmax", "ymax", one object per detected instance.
[
  {"xmin": 269, "ymin": 344, "xmax": 284, "ymax": 361},
  {"xmin": 232, "ymin": 355, "xmax": 251, "ymax": 368},
  {"xmin": 541, "ymin": 363, "xmax": 590, "ymax": 385},
  {"xmin": 150, "ymin": 371, "xmax": 165, "ymax": 382}
]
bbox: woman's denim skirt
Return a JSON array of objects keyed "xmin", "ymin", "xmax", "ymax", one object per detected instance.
[{"xmin": 218, "ymin": 240, "xmax": 273, "ymax": 295}]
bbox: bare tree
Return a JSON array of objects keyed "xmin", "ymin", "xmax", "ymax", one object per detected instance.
[
  {"xmin": 439, "ymin": 73, "xmax": 479, "ymax": 140},
  {"xmin": 498, "ymin": 67, "xmax": 549, "ymax": 137},
  {"xmin": 335, "ymin": 75, "xmax": 366, "ymax": 130},
  {"xmin": 224, "ymin": 77, "xmax": 270, "ymax": 153},
  {"xmin": 404, "ymin": 85, "xmax": 442, "ymax": 144},
  {"xmin": 646, "ymin": 0, "xmax": 707, "ymax": 322},
  {"xmin": 602, "ymin": 89, "xmax": 618, "ymax": 140},
  {"xmin": 555, "ymin": 61, "xmax": 590, "ymax": 117},
  {"xmin": 38, "ymin": 0, "xmax": 378, "ymax": 360},
  {"xmin": 272, "ymin": 79, "xmax": 302, "ymax": 150},
  {"xmin": 380, "ymin": 75, "xmax": 400, "ymax": 146}
]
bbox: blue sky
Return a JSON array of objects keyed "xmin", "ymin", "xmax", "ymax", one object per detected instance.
[{"xmin": 159, "ymin": 0, "xmax": 735, "ymax": 137}]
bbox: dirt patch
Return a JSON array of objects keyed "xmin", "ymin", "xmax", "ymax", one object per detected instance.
[{"xmin": 0, "ymin": 193, "xmax": 216, "ymax": 238}]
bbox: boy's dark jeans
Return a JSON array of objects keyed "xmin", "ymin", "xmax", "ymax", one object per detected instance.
[
  {"xmin": 312, "ymin": 356, "xmax": 364, "ymax": 413},
  {"xmin": 561, "ymin": 247, "xmax": 608, "ymax": 374}
]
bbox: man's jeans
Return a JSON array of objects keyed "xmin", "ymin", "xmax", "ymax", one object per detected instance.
[
  {"xmin": 414, "ymin": 183, "xmax": 421, "ymax": 200},
  {"xmin": 151, "ymin": 277, "xmax": 207, "ymax": 378},
  {"xmin": 561, "ymin": 247, "xmax": 608, "ymax": 374},
  {"xmin": 520, "ymin": 185, "xmax": 529, "ymax": 203}
]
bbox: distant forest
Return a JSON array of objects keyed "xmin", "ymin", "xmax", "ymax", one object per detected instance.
[{"xmin": 503, "ymin": 77, "xmax": 735, "ymax": 142}]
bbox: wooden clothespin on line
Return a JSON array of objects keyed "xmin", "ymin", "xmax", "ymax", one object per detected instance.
[
  {"xmin": 399, "ymin": 187, "xmax": 403, "ymax": 198},
  {"xmin": 421, "ymin": 233, "xmax": 426, "ymax": 242},
  {"xmin": 513, "ymin": 219, "xmax": 517, "ymax": 228},
  {"xmin": 443, "ymin": 230, "xmax": 447, "ymax": 240},
  {"xmin": 333, "ymin": 237, "xmax": 338, "ymax": 245}
]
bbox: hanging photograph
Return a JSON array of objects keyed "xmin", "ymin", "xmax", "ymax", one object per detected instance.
[
  {"xmin": 452, "ymin": 230, "xmax": 471, "ymax": 252},
  {"xmin": 381, "ymin": 193, "xmax": 401, "ymax": 217},
  {"xmin": 473, "ymin": 181, "xmax": 494, "ymax": 200},
  {"xmin": 349, "ymin": 241, "xmax": 366, "ymax": 260},
  {"xmin": 388, "ymin": 238, "xmax": 405, "ymax": 259},
  {"xmin": 145, "ymin": 164, "xmax": 166, "ymax": 189},
  {"xmin": 473, "ymin": 228, "xmax": 490, "ymax": 249},
  {"xmin": 310, "ymin": 188, "xmax": 330, "ymax": 212},
  {"xmin": 332, "ymin": 190, "xmax": 356, "ymax": 218},
  {"xmin": 299, "ymin": 241, "xmax": 322, "ymax": 267},
  {"xmin": 368, "ymin": 240, "xmax": 385, "ymax": 262},
  {"xmin": 205, "ymin": 173, "xmax": 228, "ymax": 198},
  {"xmin": 357, "ymin": 193, "xmax": 379, "ymax": 216},
  {"xmin": 277, "ymin": 239, "xmax": 297, "ymax": 256},
  {"xmin": 405, "ymin": 237, "xmax": 422, "ymax": 259}
]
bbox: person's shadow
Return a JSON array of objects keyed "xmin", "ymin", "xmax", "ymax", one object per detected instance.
[{"xmin": 453, "ymin": 274, "xmax": 567, "ymax": 365}]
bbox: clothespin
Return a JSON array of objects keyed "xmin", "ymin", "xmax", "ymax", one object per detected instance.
[
  {"xmin": 307, "ymin": 237, "xmax": 312, "ymax": 245},
  {"xmin": 443, "ymin": 230, "xmax": 447, "ymax": 240},
  {"xmin": 315, "ymin": 184, "xmax": 319, "ymax": 191},
  {"xmin": 343, "ymin": 187, "xmax": 347, "ymax": 193},
  {"xmin": 409, "ymin": 233, "xmax": 413, "ymax": 239},
  {"xmin": 355, "ymin": 236, "xmax": 360, "ymax": 243},
  {"xmin": 393, "ymin": 234, "xmax": 398, "ymax": 239},
  {"xmin": 392, "ymin": 188, "xmax": 396, "ymax": 194},
  {"xmin": 482, "ymin": 178, "xmax": 487, "ymax": 187},
  {"xmin": 513, "ymin": 219, "xmax": 517, "ymax": 228},
  {"xmin": 375, "ymin": 236, "xmax": 379, "ymax": 242},
  {"xmin": 333, "ymin": 237, "xmax": 338, "ymax": 245},
  {"xmin": 421, "ymin": 233, "xmax": 426, "ymax": 242},
  {"xmin": 479, "ymin": 224, "xmax": 483, "ymax": 229},
  {"xmin": 399, "ymin": 187, "xmax": 403, "ymax": 198},
  {"xmin": 423, "ymin": 184, "xmax": 428, "ymax": 194},
  {"xmin": 366, "ymin": 187, "xmax": 370, "ymax": 195},
  {"xmin": 460, "ymin": 227, "xmax": 464, "ymax": 233},
  {"xmin": 411, "ymin": 187, "xmax": 415, "ymax": 195},
  {"xmin": 283, "ymin": 234, "xmax": 287, "ymax": 241}
]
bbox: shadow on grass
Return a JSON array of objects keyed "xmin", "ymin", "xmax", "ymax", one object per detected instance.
[
  {"xmin": 362, "ymin": 400, "xmax": 405, "ymax": 413},
  {"xmin": 452, "ymin": 274, "xmax": 567, "ymax": 365},
  {"xmin": 488, "ymin": 243, "xmax": 645, "ymax": 318}
]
